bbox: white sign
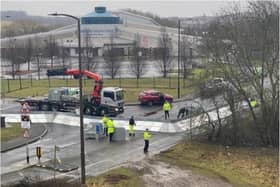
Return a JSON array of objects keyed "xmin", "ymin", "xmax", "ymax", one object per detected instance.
[{"xmin": 21, "ymin": 121, "xmax": 31, "ymax": 129}]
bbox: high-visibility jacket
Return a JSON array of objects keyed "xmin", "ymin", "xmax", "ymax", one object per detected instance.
[
  {"xmin": 102, "ymin": 116, "xmax": 109, "ymax": 128},
  {"xmin": 107, "ymin": 119, "xmax": 115, "ymax": 134},
  {"xmin": 144, "ymin": 131, "xmax": 151, "ymax": 140},
  {"xmin": 163, "ymin": 102, "xmax": 171, "ymax": 111},
  {"xmin": 250, "ymin": 100, "xmax": 257, "ymax": 108},
  {"xmin": 129, "ymin": 118, "xmax": 135, "ymax": 133}
]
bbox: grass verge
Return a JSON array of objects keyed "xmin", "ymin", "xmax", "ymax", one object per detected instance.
[
  {"xmin": 86, "ymin": 167, "xmax": 145, "ymax": 187},
  {"xmin": 1, "ymin": 78, "xmax": 198, "ymax": 102},
  {"xmin": 1, "ymin": 123, "xmax": 22, "ymax": 142},
  {"xmin": 157, "ymin": 141, "xmax": 279, "ymax": 187}
]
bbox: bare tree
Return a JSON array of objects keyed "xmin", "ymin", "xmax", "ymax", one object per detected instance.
[
  {"xmin": 129, "ymin": 33, "xmax": 146, "ymax": 79},
  {"xmin": 180, "ymin": 36, "xmax": 192, "ymax": 79},
  {"xmin": 201, "ymin": 1, "xmax": 279, "ymax": 146},
  {"xmin": 44, "ymin": 35, "xmax": 59, "ymax": 69},
  {"xmin": 57, "ymin": 40, "xmax": 69, "ymax": 68},
  {"xmin": 155, "ymin": 27, "xmax": 173, "ymax": 78},
  {"xmin": 22, "ymin": 38, "xmax": 34, "ymax": 72},
  {"xmin": 4, "ymin": 39, "xmax": 21, "ymax": 79},
  {"xmin": 103, "ymin": 34, "xmax": 121, "ymax": 79},
  {"xmin": 4, "ymin": 42, "xmax": 25, "ymax": 90},
  {"xmin": 82, "ymin": 30, "xmax": 97, "ymax": 71}
]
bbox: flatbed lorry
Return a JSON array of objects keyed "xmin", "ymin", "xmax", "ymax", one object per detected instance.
[{"xmin": 19, "ymin": 69, "xmax": 125, "ymax": 116}]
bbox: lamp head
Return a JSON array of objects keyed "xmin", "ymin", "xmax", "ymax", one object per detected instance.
[{"xmin": 48, "ymin": 12, "xmax": 58, "ymax": 16}]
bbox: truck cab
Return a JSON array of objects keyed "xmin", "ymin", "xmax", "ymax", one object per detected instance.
[
  {"xmin": 83, "ymin": 87, "xmax": 124, "ymax": 116},
  {"xmin": 101, "ymin": 87, "xmax": 124, "ymax": 112}
]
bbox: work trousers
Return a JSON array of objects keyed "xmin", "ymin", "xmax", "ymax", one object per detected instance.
[
  {"xmin": 144, "ymin": 140, "xmax": 149, "ymax": 153},
  {"xmin": 164, "ymin": 111, "xmax": 169, "ymax": 120},
  {"xmin": 129, "ymin": 125, "xmax": 135, "ymax": 136},
  {"xmin": 177, "ymin": 108, "xmax": 188, "ymax": 119},
  {"xmin": 109, "ymin": 132, "xmax": 114, "ymax": 143},
  {"xmin": 103, "ymin": 127, "xmax": 108, "ymax": 136}
]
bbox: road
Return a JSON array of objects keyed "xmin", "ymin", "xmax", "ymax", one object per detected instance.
[
  {"xmin": 1, "ymin": 96, "xmax": 231, "ymax": 186},
  {"xmin": 1, "ymin": 96, "xmax": 226, "ymax": 121},
  {"xmin": 1, "ymin": 123, "xmax": 183, "ymax": 185}
]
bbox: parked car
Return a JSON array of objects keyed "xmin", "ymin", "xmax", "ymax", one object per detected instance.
[{"xmin": 138, "ymin": 90, "xmax": 173, "ymax": 106}]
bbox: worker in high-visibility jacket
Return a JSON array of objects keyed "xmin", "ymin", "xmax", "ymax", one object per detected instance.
[
  {"xmin": 143, "ymin": 128, "xmax": 151, "ymax": 153},
  {"xmin": 102, "ymin": 115, "xmax": 109, "ymax": 136},
  {"xmin": 107, "ymin": 119, "xmax": 115, "ymax": 143},
  {"xmin": 128, "ymin": 116, "xmax": 136, "ymax": 137},
  {"xmin": 163, "ymin": 100, "xmax": 171, "ymax": 120}
]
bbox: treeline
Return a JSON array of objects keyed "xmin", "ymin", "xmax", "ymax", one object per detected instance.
[
  {"xmin": 1, "ymin": 20, "xmax": 55, "ymax": 38},
  {"xmin": 124, "ymin": 8, "xmax": 178, "ymax": 28},
  {"xmin": 198, "ymin": 1, "xmax": 279, "ymax": 146},
  {"xmin": 1, "ymin": 11, "xmax": 74, "ymax": 38}
]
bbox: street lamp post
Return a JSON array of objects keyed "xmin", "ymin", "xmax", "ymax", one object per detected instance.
[
  {"xmin": 177, "ymin": 19, "xmax": 181, "ymax": 99},
  {"xmin": 36, "ymin": 51, "xmax": 42, "ymax": 80},
  {"xmin": 137, "ymin": 51, "xmax": 142, "ymax": 87},
  {"xmin": 48, "ymin": 13, "xmax": 85, "ymax": 185}
]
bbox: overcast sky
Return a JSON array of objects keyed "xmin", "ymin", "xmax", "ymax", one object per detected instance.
[{"xmin": 1, "ymin": 0, "xmax": 248, "ymax": 18}]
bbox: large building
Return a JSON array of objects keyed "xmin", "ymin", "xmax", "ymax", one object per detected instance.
[
  {"xmin": 81, "ymin": 6, "xmax": 122, "ymax": 38},
  {"xmin": 62, "ymin": 6, "xmax": 198, "ymax": 58},
  {"xmin": 1, "ymin": 6, "xmax": 200, "ymax": 60},
  {"xmin": 0, "ymin": 6, "xmax": 201, "ymax": 78}
]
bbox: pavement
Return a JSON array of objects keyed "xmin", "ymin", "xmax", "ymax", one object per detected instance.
[{"xmin": 1, "ymin": 123, "xmax": 48, "ymax": 153}]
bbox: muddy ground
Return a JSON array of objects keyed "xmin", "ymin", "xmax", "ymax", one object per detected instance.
[{"xmin": 126, "ymin": 158, "xmax": 233, "ymax": 187}]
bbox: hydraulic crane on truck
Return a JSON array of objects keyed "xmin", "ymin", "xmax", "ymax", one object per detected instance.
[{"xmin": 19, "ymin": 68, "xmax": 124, "ymax": 116}]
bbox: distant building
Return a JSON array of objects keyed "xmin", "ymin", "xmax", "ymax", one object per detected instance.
[{"xmin": 81, "ymin": 6, "xmax": 122, "ymax": 38}]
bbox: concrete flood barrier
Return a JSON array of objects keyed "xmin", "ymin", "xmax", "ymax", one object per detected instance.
[
  {"xmin": 1, "ymin": 106, "xmax": 235, "ymax": 134},
  {"xmin": 84, "ymin": 122, "xmax": 127, "ymax": 142},
  {"xmin": 112, "ymin": 127, "xmax": 127, "ymax": 142}
]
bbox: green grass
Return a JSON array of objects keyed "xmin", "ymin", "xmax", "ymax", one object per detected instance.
[
  {"xmin": 85, "ymin": 141, "xmax": 278, "ymax": 187},
  {"xmin": 157, "ymin": 142, "xmax": 279, "ymax": 187},
  {"xmin": 1, "ymin": 77, "xmax": 198, "ymax": 102},
  {"xmin": 1, "ymin": 123, "xmax": 22, "ymax": 142},
  {"xmin": 86, "ymin": 167, "xmax": 145, "ymax": 187}
]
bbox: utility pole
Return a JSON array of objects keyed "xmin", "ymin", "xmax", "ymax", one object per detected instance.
[
  {"xmin": 189, "ymin": 48, "xmax": 193, "ymax": 71},
  {"xmin": 49, "ymin": 13, "xmax": 85, "ymax": 185},
  {"xmin": 177, "ymin": 19, "xmax": 181, "ymax": 99}
]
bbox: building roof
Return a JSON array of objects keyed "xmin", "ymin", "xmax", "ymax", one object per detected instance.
[{"xmin": 82, "ymin": 7, "xmax": 118, "ymax": 18}]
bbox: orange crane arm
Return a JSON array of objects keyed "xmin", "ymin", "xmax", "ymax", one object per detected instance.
[{"xmin": 65, "ymin": 69, "xmax": 103, "ymax": 101}]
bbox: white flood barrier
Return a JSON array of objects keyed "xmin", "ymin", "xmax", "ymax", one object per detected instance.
[{"xmin": 1, "ymin": 105, "xmax": 232, "ymax": 133}]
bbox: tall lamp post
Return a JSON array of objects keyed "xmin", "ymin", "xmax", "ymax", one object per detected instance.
[
  {"xmin": 48, "ymin": 13, "xmax": 85, "ymax": 185},
  {"xmin": 177, "ymin": 19, "xmax": 181, "ymax": 99}
]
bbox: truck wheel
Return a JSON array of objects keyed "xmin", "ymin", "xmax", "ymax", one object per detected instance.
[
  {"xmin": 51, "ymin": 105, "xmax": 59, "ymax": 112},
  {"xmin": 147, "ymin": 101, "xmax": 153, "ymax": 106},
  {"xmin": 100, "ymin": 109, "xmax": 106, "ymax": 116},
  {"xmin": 40, "ymin": 103, "xmax": 49, "ymax": 111},
  {"xmin": 84, "ymin": 107, "xmax": 92, "ymax": 115}
]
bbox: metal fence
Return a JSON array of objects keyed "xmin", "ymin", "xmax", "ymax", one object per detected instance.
[{"xmin": 1, "ymin": 76, "xmax": 196, "ymax": 95}]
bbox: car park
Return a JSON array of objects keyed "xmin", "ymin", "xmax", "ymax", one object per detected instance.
[{"xmin": 138, "ymin": 90, "xmax": 173, "ymax": 106}]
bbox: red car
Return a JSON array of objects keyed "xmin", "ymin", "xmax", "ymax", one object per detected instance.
[{"xmin": 138, "ymin": 90, "xmax": 173, "ymax": 106}]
